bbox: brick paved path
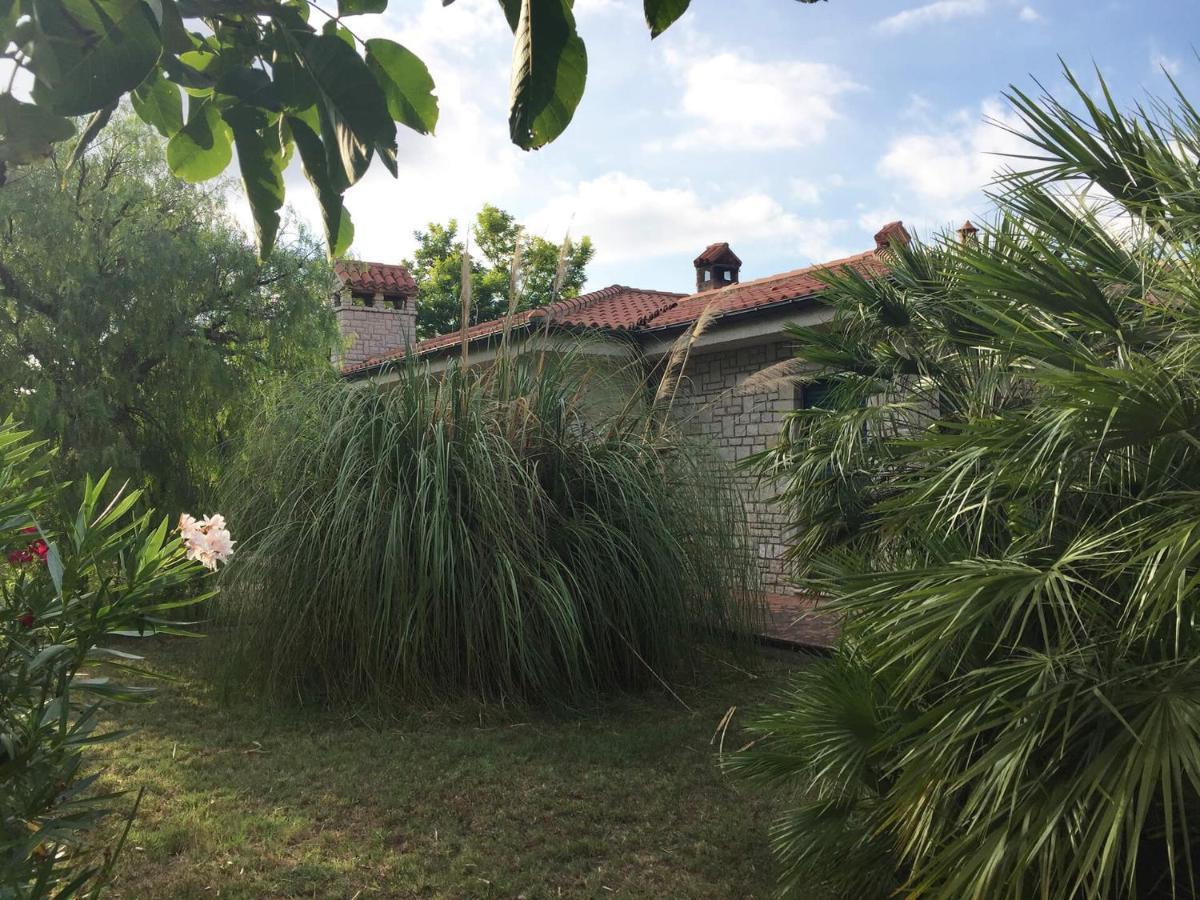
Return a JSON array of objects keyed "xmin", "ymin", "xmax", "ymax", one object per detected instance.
[{"xmin": 759, "ymin": 593, "xmax": 840, "ymax": 649}]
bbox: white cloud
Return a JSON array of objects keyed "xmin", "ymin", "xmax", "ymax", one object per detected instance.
[
  {"xmin": 876, "ymin": 0, "xmax": 987, "ymax": 34},
  {"xmin": 1017, "ymin": 5, "xmax": 1041, "ymax": 22},
  {"xmin": 873, "ymin": 99, "xmax": 1028, "ymax": 232},
  {"xmin": 789, "ymin": 178, "xmax": 822, "ymax": 205},
  {"xmin": 659, "ymin": 49, "xmax": 859, "ymax": 151},
  {"xmin": 527, "ymin": 172, "xmax": 851, "ymax": 267},
  {"xmin": 1152, "ymin": 52, "xmax": 1181, "ymax": 77}
]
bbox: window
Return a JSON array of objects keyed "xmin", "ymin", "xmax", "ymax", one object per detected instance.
[{"xmin": 794, "ymin": 379, "xmax": 834, "ymax": 410}]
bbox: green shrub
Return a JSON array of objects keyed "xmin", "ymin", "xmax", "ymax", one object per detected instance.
[
  {"xmin": 0, "ymin": 421, "xmax": 220, "ymax": 896},
  {"xmin": 730, "ymin": 66, "xmax": 1200, "ymax": 898},
  {"xmin": 220, "ymin": 349, "xmax": 761, "ymax": 704}
]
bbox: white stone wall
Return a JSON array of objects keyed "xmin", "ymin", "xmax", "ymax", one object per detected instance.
[
  {"xmin": 670, "ymin": 340, "xmax": 797, "ymax": 594},
  {"xmin": 334, "ymin": 304, "xmax": 416, "ymax": 367}
]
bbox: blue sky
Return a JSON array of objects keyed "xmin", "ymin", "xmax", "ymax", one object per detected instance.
[{"xmin": 270, "ymin": 0, "xmax": 1200, "ymax": 294}]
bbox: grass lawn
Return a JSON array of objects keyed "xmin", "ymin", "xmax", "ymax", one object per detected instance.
[{"xmin": 91, "ymin": 636, "xmax": 801, "ymax": 899}]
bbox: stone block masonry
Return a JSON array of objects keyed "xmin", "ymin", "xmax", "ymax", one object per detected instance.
[
  {"xmin": 334, "ymin": 304, "xmax": 416, "ymax": 368},
  {"xmin": 670, "ymin": 341, "xmax": 798, "ymax": 594}
]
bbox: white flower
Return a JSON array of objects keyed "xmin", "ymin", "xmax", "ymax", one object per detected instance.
[{"xmin": 178, "ymin": 512, "xmax": 235, "ymax": 570}]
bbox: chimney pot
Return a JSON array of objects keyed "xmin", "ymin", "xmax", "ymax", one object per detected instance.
[
  {"xmin": 873, "ymin": 220, "xmax": 912, "ymax": 253},
  {"xmin": 693, "ymin": 242, "xmax": 742, "ymax": 293}
]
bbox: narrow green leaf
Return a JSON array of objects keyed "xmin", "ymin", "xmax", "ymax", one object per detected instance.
[
  {"xmin": 507, "ymin": 0, "xmax": 587, "ymax": 150},
  {"xmin": 166, "ymin": 97, "xmax": 232, "ymax": 181},
  {"xmin": 365, "ymin": 38, "xmax": 439, "ymax": 135},
  {"xmin": 45, "ymin": 541, "xmax": 64, "ymax": 596},
  {"xmin": 643, "ymin": 0, "xmax": 689, "ymax": 37},
  {"xmin": 64, "ymin": 100, "xmax": 116, "ymax": 170},
  {"xmin": 225, "ymin": 108, "xmax": 285, "ymax": 255},
  {"xmin": 288, "ymin": 113, "xmax": 354, "ymax": 256}
]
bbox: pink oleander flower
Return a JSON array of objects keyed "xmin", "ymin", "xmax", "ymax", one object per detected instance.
[{"xmin": 178, "ymin": 512, "xmax": 235, "ymax": 571}]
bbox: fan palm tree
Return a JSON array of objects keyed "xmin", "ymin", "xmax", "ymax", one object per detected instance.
[{"xmin": 729, "ymin": 65, "xmax": 1200, "ymax": 899}]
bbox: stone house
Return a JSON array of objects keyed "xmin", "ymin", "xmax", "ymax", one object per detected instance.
[{"xmin": 336, "ymin": 222, "xmax": 911, "ymax": 595}]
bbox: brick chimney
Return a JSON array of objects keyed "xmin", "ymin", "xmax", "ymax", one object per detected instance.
[
  {"xmin": 331, "ymin": 261, "xmax": 418, "ymax": 368},
  {"xmin": 873, "ymin": 220, "xmax": 912, "ymax": 253},
  {"xmin": 693, "ymin": 242, "xmax": 742, "ymax": 293}
]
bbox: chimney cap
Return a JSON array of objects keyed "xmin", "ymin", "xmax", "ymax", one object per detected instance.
[
  {"xmin": 693, "ymin": 242, "xmax": 742, "ymax": 268},
  {"xmin": 873, "ymin": 220, "xmax": 911, "ymax": 252}
]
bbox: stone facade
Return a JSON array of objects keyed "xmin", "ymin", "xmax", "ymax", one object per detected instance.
[
  {"xmin": 670, "ymin": 340, "xmax": 798, "ymax": 594},
  {"xmin": 333, "ymin": 301, "xmax": 416, "ymax": 368}
]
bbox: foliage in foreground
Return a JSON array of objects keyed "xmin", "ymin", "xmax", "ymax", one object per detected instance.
[
  {"xmin": 0, "ymin": 114, "xmax": 334, "ymax": 510},
  {"xmin": 221, "ymin": 350, "xmax": 761, "ymax": 704},
  {"xmin": 731, "ymin": 67, "xmax": 1200, "ymax": 898},
  {"xmin": 0, "ymin": 421, "xmax": 217, "ymax": 896},
  {"xmin": 0, "ymin": 0, "xmax": 826, "ymax": 256}
]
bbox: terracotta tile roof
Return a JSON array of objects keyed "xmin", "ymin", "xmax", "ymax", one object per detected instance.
[
  {"xmin": 340, "ymin": 223, "xmax": 909, "ymax": 377},
  {"xmin": 340, "ymin": 284, "xmax": 686, "ymax": 375},
  {"xmin": 334, "ymin": 260, "xmax": 417, "ymax": 297},
  {"xmin": 693, "ymin": 242, "xmax": 742, "ymax": 267},
  {"xmin": 642, "ymin": 248, "xmax": 888, "ymax": 330}
]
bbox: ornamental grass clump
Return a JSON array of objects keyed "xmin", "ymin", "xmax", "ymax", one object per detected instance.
[{"xmin": 221, "ymin": 348, "xmax": 760, "ymax": 704}]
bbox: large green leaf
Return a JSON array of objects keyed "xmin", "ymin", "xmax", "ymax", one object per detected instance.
[
  {"xmin": 225, "ymin": 108, "xmax": 285, "ymax": 255},
  {"xmin": 643, "ymin": 0, "xmax": 689, "ymax": 37},
  {"xmin": 29, "ymin": 0, "xmax": 163, "ymax": 116},
  {"xmin": 365, "ymin": 38, "xmax": 438, "ymax": 135},
  {"xmin": 336, "ymin": 0, "xmax": 385, "ymax": 14},
  {"xmin": 0, "ymin": 93, "xmax": 76, "ymax": 163},
  {"xmin": 506, "ymin": 0, "xmax": 587, "ymax": 150},
  {"xmin": 215, "ymin": 66, "xmax": 281, "ymax": 110},
  {"xmin": 131, "ymin": 68, "xmax": 183, "ymax": 136},
  {"xmin": 288, "ymin": 113, "xmax": 354, "ymax": 257},
  {"xmin": 296, "ymin": 33, "xmax": 397, "ymax": 185},
  {"xmin": 166, "ymin": 97, "xmax": 232, "ymax": 181}
]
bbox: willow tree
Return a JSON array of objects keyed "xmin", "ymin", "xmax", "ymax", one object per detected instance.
[{"xmin": 0, "ymin": 115, "xmax": 335, "ymax": 507}]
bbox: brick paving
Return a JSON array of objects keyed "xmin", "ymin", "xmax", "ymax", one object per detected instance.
[{"xmin": 758, "ymin": 592, "xmax": 840, "ymax": 650}]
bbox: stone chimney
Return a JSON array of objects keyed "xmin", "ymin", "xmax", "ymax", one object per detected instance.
[
  {"xmin": 957, "ymin": 220, "xmax": 979, "ymax": 244},
  {"xmin": 693, "ymin": 242, "xmax": 742, "ymax": 293},
  {"xmin": 873, "ymin": 220, "xmax": 912, "ymax": 253},
  {"xmin": 331, "ymin": 261, "xmax": 418, "ymax": 368}
]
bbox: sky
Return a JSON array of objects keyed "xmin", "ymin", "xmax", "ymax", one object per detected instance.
[{"xmin": 256, "ymin": 0, "xmax": 1200, "ymax": 294}]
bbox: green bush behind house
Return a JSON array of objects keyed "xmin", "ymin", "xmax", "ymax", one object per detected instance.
[
  {"xmin": 729, "ymin": 66, "xmax": 1200, "ymax": 899},
  {"xmin": 219, "ymin": 347, "xmax": 762, "ymax": 704}
]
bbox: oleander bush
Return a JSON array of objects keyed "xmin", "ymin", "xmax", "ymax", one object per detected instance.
[
  {"xmin": 220, "ymin": 348, "xmax": 761, "ymax": 704},
  {"xmin": 730, "ymin": 67, "xmax": 1200, "ymax": 898},
  {"xmin": 0, "ymin": 420, "xmax": 221, "ymax": 896}
]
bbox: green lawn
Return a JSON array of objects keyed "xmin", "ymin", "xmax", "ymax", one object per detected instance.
[{"xmin": 92, "ymin": 637, "xmax": 800, "ymax": 898}]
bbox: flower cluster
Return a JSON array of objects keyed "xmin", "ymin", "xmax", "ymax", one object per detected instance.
[
  {"xmin": 178, "ymin": 513, "xmax": 235, "ymax": 570},
  {"xmin": 7, "ymin": 526, "xmax": 48, "ymax": 565}
]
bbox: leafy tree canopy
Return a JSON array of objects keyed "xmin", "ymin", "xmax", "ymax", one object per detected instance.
[
  {"xmin": 404, "ymin": 203, "xmax": 593, "ymax": 339},
  {"xmin": 0, "ymin": 0, "xmax": 826, "ymax": 257},
  {"xmin": 0, "ymin": 114, "xmax": 336, "ymax": 508}
]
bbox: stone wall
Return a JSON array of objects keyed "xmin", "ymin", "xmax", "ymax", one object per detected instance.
[
  {"xmin": 670, "ymin": 340, "xmax": 797, "ymax": 594},
  {"xmin": 334, "ymin": 303, "xmax": 416, "ymax": 368}
]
